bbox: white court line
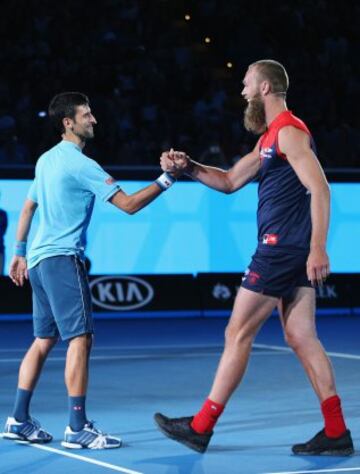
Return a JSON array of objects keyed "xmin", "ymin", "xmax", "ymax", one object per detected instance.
[
  {"xmin": 263, "ymin": 467, "xmax": 360, "ymax": 474},
  {"xmin": 2, "ymin": 343, "xmax": 359, "ymax": 360},
  {"xmin": 0, "ymin": 350, "xmax": 283, "ymax": 364},
  {"xmin": 253, "ymin": 343, "xmax": 360, "ymax": 361},
  {"xmin": 29, "ymin": 444, "xmax": 143, "ymax": 474}
]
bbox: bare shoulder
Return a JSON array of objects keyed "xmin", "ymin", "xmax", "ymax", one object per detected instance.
[{"xmin": 278, "ymin": 125, "xmax": 311, "ymax": 153}]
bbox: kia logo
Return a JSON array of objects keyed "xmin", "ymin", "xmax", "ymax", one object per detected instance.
[{"xmin": 89, "ymin": 276, "xmax": 154, "ymax": 311}]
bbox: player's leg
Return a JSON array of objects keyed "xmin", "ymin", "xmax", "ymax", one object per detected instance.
[
  {"xmin": 16, "ymin": 336, "xmax": 58, "ymax": 410},
  {"xmin": 64, "ymin": 333, "xmax": 92, "ymax": 431},
  {"xmin": 155, "ymin": 286, "xmax": 278, "ymax": 452},
  {"xmin": 43, "ymin": 255, "xmax": 121, "ymax": 449},
  {"xmin": 280, "ymin": 287, "xmax": 336, "ymax": 400},
  {"xmin": 2, "ymin": 263, "xmax": 57, "ymax": 443},
  {"xmin": 279, "ymin": 287, "xmax": 354, "ymax": 455},
  {"xmin": 208, "ymin": 287, "xmax": 278, "ymax": 404}
]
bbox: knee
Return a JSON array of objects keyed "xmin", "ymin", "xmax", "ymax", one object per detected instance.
[
  {"xmin": 224, "ymin": 323, "xmax": 253, "ymax": 348},
  {"xmin": 68, "ymin": 333, "xmax": 93, "ymax": 352},
  {"xmin": 35, "ymin": 337, "xmax": 58, "ymax": 355},
  {"xmin": 284, "ymin": 329, "xmax": 314, "ymax": 352}
]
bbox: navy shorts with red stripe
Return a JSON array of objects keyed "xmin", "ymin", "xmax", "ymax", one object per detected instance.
[{"xmin": 241, "ymin": 248, "xmax": 312, "ymax": 298}]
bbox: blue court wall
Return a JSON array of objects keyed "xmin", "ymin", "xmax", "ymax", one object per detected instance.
[{"xmin": 1, "ymin": 180, "xmax": 360, "ymax": 274}]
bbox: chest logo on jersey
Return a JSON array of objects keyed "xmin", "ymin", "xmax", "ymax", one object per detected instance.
[
  {"xmin": 262, "ymin": 233, "xmax": 278, "ymax": 245},
  {"xmin": 260, "ymin": 147, "xmax": 274, "ymax": 160}
]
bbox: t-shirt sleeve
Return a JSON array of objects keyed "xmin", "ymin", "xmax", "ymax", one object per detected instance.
[
  {"xmin": 80, "ymin": 159, "xmax": 121, "ymax": 202},
  {"xmin": 27, "ymin": 179, "xmax": 38, "ymax": 203}
]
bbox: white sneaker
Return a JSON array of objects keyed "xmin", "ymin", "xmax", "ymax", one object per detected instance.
[
  {"xmin": 2, "ymin": 416, "xmax": 52, "ymax": 444},
  {"xmin": 61, "ymin": 422, "xmax": 122, "ymax": 449}
]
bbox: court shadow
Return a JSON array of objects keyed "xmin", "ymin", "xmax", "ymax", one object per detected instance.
[
  {"xmin": 136, "ymin": 453, "xmax": 205, "ymax": 474},
  {"xmin": 208, "ymin": 443, "xmax": 289, "ymax": 452},
  {"xmin": 208, "ymin": 444, "xmax": 248, "ymax": 452},
  {"xmin": 291, "ymin": 452, "xmax": 358, "ymax": 470}
]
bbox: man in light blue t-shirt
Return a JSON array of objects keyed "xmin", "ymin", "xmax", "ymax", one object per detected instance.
[{"xmin": 4, "ymin": 92, "xmax": 176, "ymax": 449}]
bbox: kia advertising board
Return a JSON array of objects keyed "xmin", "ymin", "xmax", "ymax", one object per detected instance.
[{"xmin": 0, "ymin": 274, "xmax": 359, "ymax": 318}]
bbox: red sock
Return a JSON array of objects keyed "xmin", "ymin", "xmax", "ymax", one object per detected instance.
[
  {"xmin": 321, "ymin": 395, "xmax": 347, "ymax": 438},
  {"xmin": 191, "ymin": 398, "xmax": 224, "ymax": 434}
]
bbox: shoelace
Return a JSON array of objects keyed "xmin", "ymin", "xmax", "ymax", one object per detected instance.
[
  {"xmin": 85, "ymin": 421, "xmax": 106, "ymax": 434},
  {"xmin": 85, "ymin": 422, "xmax": 112, "ymax": 449},
  {"xmin": 29, "ymin": 418, "xmax": 41, "ymax": 430},
  {"xmin": 88, "ymin": 433, "xmax": 109, "ymax": 449}
]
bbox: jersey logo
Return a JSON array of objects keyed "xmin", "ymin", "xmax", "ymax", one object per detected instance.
[
  {"xmin": 249, "ymin": 271, "xmax": 260, "ymax": 285},
  {"xmin": 260, "ymin": 147, "xmax": 274, "ymax": 160},
  {"xmin": 262, "ymin": 233, "xmax": 278, "ymax": 245},
  {"xmin": 242, "ymin": 268, "xmax": 261, "ymax": 285},
  {"xmin": 105, "ymin": 177, "xmax": 116, "ymax": 185}
]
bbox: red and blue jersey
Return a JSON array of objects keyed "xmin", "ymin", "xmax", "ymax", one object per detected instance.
[{"xmin": 256, "ymin": 110, "xmax": 315, "ymax": 254}]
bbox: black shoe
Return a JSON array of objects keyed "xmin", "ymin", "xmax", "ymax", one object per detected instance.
[
  {"xmin": 154, "ymin": 413, "xmax": 212, "ymax": 453},
  {"xmin": 292, "ymin": 429, "xmax": 354, "ymax": 456}
]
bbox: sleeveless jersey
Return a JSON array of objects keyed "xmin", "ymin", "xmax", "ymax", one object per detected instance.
[{"xmin": 257, "ymin": 110, "xmax": 315, "ymax": 254}]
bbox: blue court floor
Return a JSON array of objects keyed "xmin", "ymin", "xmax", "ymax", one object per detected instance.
[{"xmin": 0, "ymin": 315, "xmax": 359, "ymax": 474}]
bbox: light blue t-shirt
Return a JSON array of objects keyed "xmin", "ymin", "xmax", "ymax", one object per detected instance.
[{"xmin": 27, "ymin": 140, "xmax": 120, "ymax": 269}]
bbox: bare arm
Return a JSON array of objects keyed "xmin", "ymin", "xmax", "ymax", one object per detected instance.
[
  {"xmin": 9, "ymin": 199, "xmax": 38, "ymax": 286},
  {"xmin": 278, "ymin": 126, "xmax": 330, "ymax": 286},
  {"xmin": 162, "ymin": 141, "xmax": 261, "ymax": 194},
  {"xmin": 16, "ymin": 199, "xmax": 38, "ymax": 241},
  {"xmin": 110, "ymin": 183, "xmax": 164, "ymax": 215}
]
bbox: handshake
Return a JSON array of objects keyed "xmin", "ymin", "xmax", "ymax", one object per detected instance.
[{"xmin": 160, "ymin": 149, "xmax": 192, "ymax": 177}]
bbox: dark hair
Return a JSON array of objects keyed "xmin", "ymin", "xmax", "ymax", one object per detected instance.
[
  {"xmin": 48, "ymin": 92, "xmax": 90, "ymax": 134},
  {"xmin": 250, "ymin": 59, "xmax": 289, "ymax": 96}
]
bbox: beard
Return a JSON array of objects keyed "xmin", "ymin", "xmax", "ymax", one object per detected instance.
[
  {"xmin": 243, "ymin": 95, "xmax": 267, "ymax": 135},
  {"xmin": 74, "ymin": 126, "xmax": 94, "ymax": 142}
]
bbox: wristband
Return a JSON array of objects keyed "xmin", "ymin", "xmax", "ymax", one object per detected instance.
[
  {"xmin": 155, "ymin": 172, "xmax": 176, "ymax": 191},
  {"xmin": 14, "ymin": 241, "xmax": 27, "ymax": 257}
]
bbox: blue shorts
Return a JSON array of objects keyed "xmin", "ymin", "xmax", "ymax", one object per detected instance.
[
  {"xmin": 28, "ymin": 255, "xmax": 94, "ymax": 341},
  {"xmin": 241, "ymin": 249, "xmax": 312, "ymax": 298}
]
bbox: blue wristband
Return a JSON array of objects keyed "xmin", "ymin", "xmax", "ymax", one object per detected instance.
[{"xmin": 14, "ymin": 241, "xmax": 27, "ymax": 257}]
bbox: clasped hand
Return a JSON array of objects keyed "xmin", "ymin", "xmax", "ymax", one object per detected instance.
[{"xmin": 160, "ymin": 149, "xmax": 190, "ymax": 175}]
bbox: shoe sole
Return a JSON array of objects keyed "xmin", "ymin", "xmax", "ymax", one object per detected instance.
[
  {"xmin": 61, "ymin": 441, "xmax": 122, "ymax": 450},
  {"xmin": 154, "ymin": 417, "xmax": 207, "ymax": 453},
  {"xmin": 1, "ymin": 433, "xmax": 52, "ymax": 444},
  {"xmin": 293, "ymin": 448, "xmax": 354, "ymax": 456}
]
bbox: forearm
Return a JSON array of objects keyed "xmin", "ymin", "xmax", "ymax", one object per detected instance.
[
  {"xmin": 186, "ymin": 161, "xmax": 232, "ymax": 193},
  {"xmin": 112, "ymin": 183, "xmax": 163, "ymax": 215},
  {"xmin": 310, "ymin": 185, "xmax": 330, "ymax": 249},
  {"xmin": 127, "ymin": 183, "xmax": 163, "ymax": 214},
  {"xmin": 16, "ymin": 202, "xmax": 37, "ymax": 242}
]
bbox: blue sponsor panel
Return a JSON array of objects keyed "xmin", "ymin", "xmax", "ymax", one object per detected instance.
[{"xmin": 0, "ymin": 180, "xmax": 360, "ymax": 274}]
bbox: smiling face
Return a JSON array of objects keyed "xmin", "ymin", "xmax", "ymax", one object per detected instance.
[
  {"xmin": 241, "ymin": 66, "xmax": 267, "ymax": 135},
  {"xmin": 63, "ymin": 104, "xmax": 97, "ymax": 142}
]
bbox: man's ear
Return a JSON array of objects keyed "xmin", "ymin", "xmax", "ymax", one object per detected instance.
[
  {"xmin": 63, "ymin": 117, "xmax": 73, "ymax": 131},
  {"xmin": 260, "ymin": 80, "xmax": 271, "ymax": 96}
]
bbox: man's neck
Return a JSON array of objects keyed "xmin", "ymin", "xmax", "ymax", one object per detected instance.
[
  {"xmin": 264, "ymin": 97, "xmax": 288, "ymax": 127},
  {"xmin": 62, "ymin": 133, "xmax": 86, "ymax": 150}
]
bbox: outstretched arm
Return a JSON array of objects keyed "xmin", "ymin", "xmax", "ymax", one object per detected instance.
[
  {"xmin": 9, "ymin": 199, "xmax": 38, "ymax": 286},
  {"xmin": 110, "ymin": 171, "xmax": 179, "ymax": 214},
  {"xmin": 161, "ymin": 141, "xmax": 261, "ymax": 194},
  {"xmin": 278, "ymin": 125, "xmax": 330, "ymax": 287}
]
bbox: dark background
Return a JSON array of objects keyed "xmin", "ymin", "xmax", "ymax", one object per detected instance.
[{"xmin": 0, "ymin": 0, "xmax": 359, "ymax": 170}]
